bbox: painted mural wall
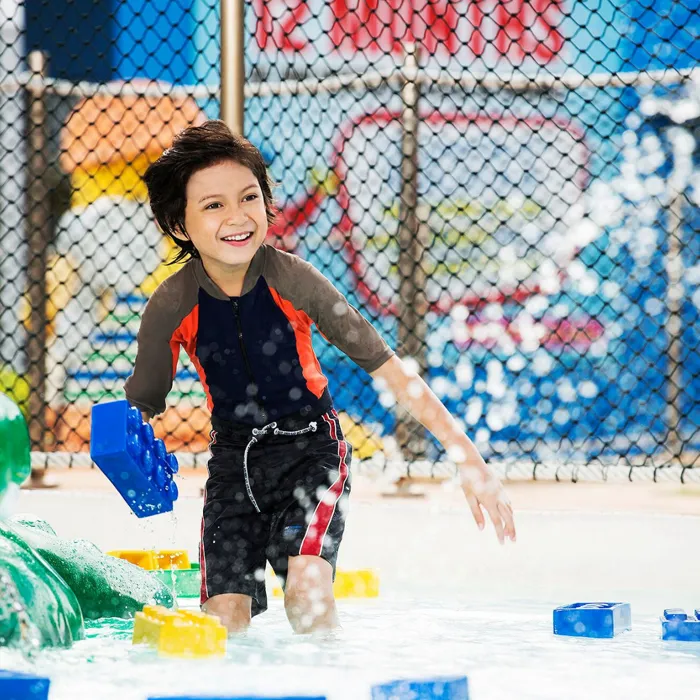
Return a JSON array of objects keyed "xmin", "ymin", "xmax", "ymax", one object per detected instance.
[{"xmin": 1, "ymin": 1, "xmax": 697, "ymax": 463}]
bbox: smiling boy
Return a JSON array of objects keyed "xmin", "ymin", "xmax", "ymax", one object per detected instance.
[{"xmin": 124, "ymin": 120, "xmax": 515, "ymax": 636}]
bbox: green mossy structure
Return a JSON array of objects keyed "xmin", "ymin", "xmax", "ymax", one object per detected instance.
[
  {"xmin": 0, "ymin": 392, "xmax": 31, "ymax": 502},
  {"xmin": 0, "ymin": 520, "xmax": 83, "ymax": 648},
  {"xmin": 9, "ymin": 516, "xmax": 174, "ymax": 620}
]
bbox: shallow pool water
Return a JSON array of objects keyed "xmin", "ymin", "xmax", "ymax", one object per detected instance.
[
  {"xmin": 5, "ymin": 489, "xmax": 700, "ymax": 698},
  {"xmin": 3, "ymin": 595, "xmax": 700, "ymax": 700}
]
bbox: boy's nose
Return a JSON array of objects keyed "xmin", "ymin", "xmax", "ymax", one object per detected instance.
[{"xmin": 225, "ymin": 211, "xmax": 248, "ymax": 225}]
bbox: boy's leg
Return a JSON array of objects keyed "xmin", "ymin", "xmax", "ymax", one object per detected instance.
[
  {"xmin": 201, "ymin": 424, "xmax": 279, "ymax": 634},
  {"xmin": 201, "ymin": 504, "xmax": 270, "ymax": 634},
  {"xmin": 268, "ymin": 410, "xmax": 352, "ymax": 634},
  {"xmin": 203, "ymin": 593, "xmax": 252, "ymax": 634},
  {"xmin": 283, "ymin": 554, "xmax": 338, "ymax": 634}
]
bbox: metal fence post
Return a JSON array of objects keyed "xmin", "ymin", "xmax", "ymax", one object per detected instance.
[
  {"xmin": 666, "ymin": 191, "xmax": 685, "ymax": 465},
  {"xmin": 24, "ymin": 50, "xmax": 50, "ymax": 458},
  {"xmin": 395, "ymin": 42, "xmax": 428, "ymax": 469},
  {"xmin": 221, "ymin": 0, "xmax": 245, "ymax": 135}
]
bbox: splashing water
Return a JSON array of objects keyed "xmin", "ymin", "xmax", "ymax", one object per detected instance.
[{"xmin": 0, "ymin": 571, "xmax": 41, "ymax": 658}]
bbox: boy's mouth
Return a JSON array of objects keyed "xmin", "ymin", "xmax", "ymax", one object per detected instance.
[{"xmin": 221, "ymin": 231, "xmax": 254, "ymax": 246}]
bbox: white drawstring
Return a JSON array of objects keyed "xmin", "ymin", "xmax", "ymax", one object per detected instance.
[{"xmin": 243, "ymin": 420, "xmax": 318, "ymax": 513}]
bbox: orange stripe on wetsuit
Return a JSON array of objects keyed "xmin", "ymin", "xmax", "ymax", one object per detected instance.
[
  {"xmin": 268, "ymin": 286, "xmax": 328, "ymax": 399},
  {"xmin": 169, "ymin": 303, "xmax": 214, "ymax": 412}
]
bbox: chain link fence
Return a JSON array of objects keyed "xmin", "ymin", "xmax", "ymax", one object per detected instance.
[{"xmin": 1, "ymin": 0, "xmax": 699, "ymax": 481}]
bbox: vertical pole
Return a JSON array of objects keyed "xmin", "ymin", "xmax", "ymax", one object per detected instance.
[
  {"xmin": 24, "ymin": 50, "xmax": 50, "ymax": 455},
  {"xmin": 395, "ymin": 42, "xmax": 428, "ymax": 468},
  {"xmin": 665, "ymin": 191, "xmax": 684, "ymax": 465},
  {"xmin": 221, "ymin": 0, "xmax": 245, "ymax": 135}
]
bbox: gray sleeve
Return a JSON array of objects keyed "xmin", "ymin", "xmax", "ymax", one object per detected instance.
[
  {"xmin": 124, "ymin": 267, "xmax": 195, "ymax": 417},
  {"xmin": 301, "ymin": 260, "xmax": 395, "ymax": 373}
]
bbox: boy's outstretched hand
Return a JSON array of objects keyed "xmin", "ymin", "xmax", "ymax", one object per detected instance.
[
  {"xmin": 369, "ymin": 355, "xmax": 517, "ymax": 544},
  {"xmin": 459, "ymin": 466, "xmax": 516, "ymax": 545}
]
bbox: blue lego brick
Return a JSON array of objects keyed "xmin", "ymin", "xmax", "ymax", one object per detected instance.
[
  {"xmin": 661, "ymin": 609, "xmax": 700, "ymax": 641},
  {"xmin": 90, "ymin": 400, "xmax": 179, "ymax": 518},
  {"xmin": 0, "ymin": 670, "xmax": 50, "ymax": 700},
  {"xmin": 553, "ymin": 602, "xmax": 631, "ymax": 638},
  {"xmin": 371, "ymin": 676, "xmax": 469, "ymax": 699}
]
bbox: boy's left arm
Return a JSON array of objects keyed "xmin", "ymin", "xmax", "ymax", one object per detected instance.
[
  {"xmin": 370, "ymin": 355, "xmax": 516, "ymax": 544},
  {"xmin": 290, "ymin": 256, "xmax": 513, "ymax": 542}
]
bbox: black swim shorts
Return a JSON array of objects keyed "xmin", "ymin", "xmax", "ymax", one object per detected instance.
[{"xmin": 199, "ymin": 408, "xmax": 352, "ymax": 616}]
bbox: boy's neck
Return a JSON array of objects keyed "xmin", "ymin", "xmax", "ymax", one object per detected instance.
[{"xmin": 200, "ymin": 256, "xmax": 251, "ymax": 298}]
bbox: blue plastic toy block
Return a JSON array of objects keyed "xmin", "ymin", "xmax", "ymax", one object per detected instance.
[
  {"xmin": 90, "ymin": 400, "xmax": 179, "ymax": 517},
  {"xmin": 553, "ymin": 602, "xmax": 631, "ymax": 638},
  {"xmin": 371, "ymin": 676, "xmax": 469, "ymax": 700},
  {"xmin": 0, "ymin": 670, "xmax": 50, "ymax": 700},
  {"xmin": 661, "ymin": 609, "xmax": 700, "ymax": 641},
  {"xmin": 148, "ymin": 696, "xmax": 326, "ymax": 699}
]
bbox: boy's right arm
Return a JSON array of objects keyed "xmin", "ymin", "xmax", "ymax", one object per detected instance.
[
  {"xmin": 124, "ymin": 286, "xmax": 183, "ymax": 420},
  {"xmin": 124, "ymin": 264, "xmax": 200, "ymax": 421}
]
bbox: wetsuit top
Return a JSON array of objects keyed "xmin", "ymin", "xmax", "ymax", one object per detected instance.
[{"xmin": 124, "ymin": 244, "xmax": 395, "ymax": 426}]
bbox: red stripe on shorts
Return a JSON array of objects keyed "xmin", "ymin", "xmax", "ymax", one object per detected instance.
[{"xmin": 299, "ymin": 411, "xmax": 349, "ymax": 557}]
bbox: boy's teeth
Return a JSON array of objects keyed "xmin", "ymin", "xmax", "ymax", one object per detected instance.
[{"xmin": 224, "ymin": 233, "xmax": 251, "ymax": 241}]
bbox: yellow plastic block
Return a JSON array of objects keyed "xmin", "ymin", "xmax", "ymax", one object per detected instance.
[
  {"xmin": 107, "ymin": 550, "xmax": 190, "ymax": 570},
  {"xmin": 107, "ymin": 550, "xmax": 158, "ymax": 569},
  {"xmin": 132, "ymin": 605, "xmax": 174, "ymax": 646},
  {"xmin": 334, "ymin": 569, "xmax": 380, "ymax": 598},
  {"xmin": 271, "ymin": 568, "xmax": 379, "ymax": 599},
  {"xmin": 154, "ymin": 550, "xmax": 190, "ymax": 570},
  {"xmin": 133, "ymin": 605, "xmax": 227, "ymax": 658}
]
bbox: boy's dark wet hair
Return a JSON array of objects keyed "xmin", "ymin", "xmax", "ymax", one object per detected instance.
[{"xmin": 143, "ymin": 119, "xmax": 279, "ymax": 264}]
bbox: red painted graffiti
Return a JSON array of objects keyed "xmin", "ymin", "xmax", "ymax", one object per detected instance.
[{"xmin": 254, "ymin": 0, "xmax": 565, "ymax": 63}]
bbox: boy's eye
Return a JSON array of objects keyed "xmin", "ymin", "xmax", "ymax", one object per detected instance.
[
  {"xmin": 244, "ymin": 194, "xmax": 258, "ymax": 202},
  {"xmin": 205, "ymin": 202, "xmax": 222, "ymax": 210}
]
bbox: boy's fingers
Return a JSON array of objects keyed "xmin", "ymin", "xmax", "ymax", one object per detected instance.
[
  {"xmin": 486, "ymin": 505, "xmax": 505, "ymax": 544},
  {"xmin": 464, "ymin": 491, "xmax": 484, "ymax": 530},
  {"xmin": 499, "ymin": 501, "xmax": 516, "ymax": 541}
]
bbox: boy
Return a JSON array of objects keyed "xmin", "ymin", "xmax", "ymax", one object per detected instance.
[{"xmin": 125, "ymin": 120, "xmax": 516, "ymax": 635}]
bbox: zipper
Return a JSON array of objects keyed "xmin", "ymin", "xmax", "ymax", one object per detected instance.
[
  {"xmin": 231, "ymin": 299, "xmax": 268, "ymax": 416},
  {"xmin": 231, "ymin": 299, "xmax": 255, "ymax": 382}
]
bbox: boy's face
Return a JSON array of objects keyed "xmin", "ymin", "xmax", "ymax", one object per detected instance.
[{"xmin": 182, "ymin": 160, "xmax": 268, "ymax": 271}]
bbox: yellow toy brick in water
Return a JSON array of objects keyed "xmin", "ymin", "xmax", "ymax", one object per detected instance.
[
  {"xmin": 107, "ymin": 550, "xmax": 190, "ymax": 571},
  {"xmin": 271, "ymin": 569, "xmax": 379, "ymax": 599},
  {"xmin": 334, "ymin": 569, "xmax": 380, "ymax": 598},
  {"xmin": 153, "ymin": 550, "xmax": 190, "ymax": 570},
  {"xmin": 133, "ymin": 605, "xmax": 226, "ymax": 658}
]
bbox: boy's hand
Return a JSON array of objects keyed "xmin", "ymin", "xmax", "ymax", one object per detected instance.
[
  {"xmin": 459, "ymin": 467, "xmax": 516, "ymax": 545},
  {"xmin": 368, "ymin": 355, "xmax": 516, "ymax": 544}
]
